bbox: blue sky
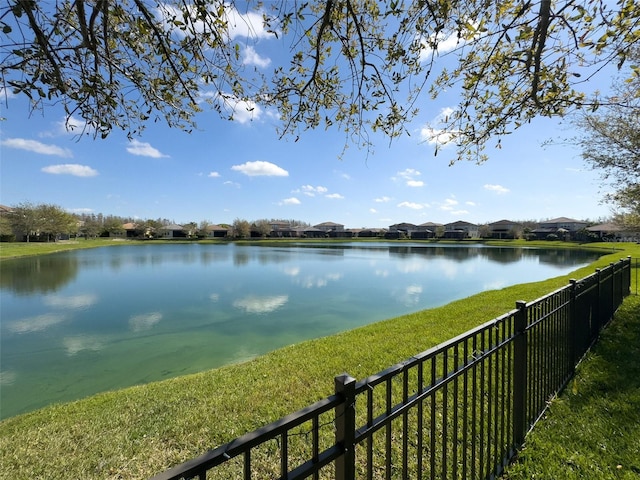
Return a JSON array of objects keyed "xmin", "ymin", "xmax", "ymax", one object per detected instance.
[{"xmin": 0, "ymin": 6, "xmax": 614, "ymax": 229}]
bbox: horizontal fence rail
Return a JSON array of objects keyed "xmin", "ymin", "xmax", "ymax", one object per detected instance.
[{"xmin": 151, "ymin": 257, "xmax": 632, "ymax": 480}]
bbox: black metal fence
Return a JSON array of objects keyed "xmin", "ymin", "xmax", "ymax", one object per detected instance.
[{"xmin": 152, "ymin": 257, "xmax": 632, "ymax": 480}]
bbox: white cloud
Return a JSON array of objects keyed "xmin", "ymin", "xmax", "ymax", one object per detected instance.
[
  {"xmin": 208, "ymin": 171, "xmax": 221, "ymax": 178},
  {"xmin": 42, "ymin": 164, "xmax": 98, "ymax": 177},
  {"xmin": 1, "ymin": 138, "xmax": 73, "ymax": 157},
  {"xmin": 203, "ymin": 91, "xmax": 263, "ymax": 123},
  {"xmin": 394, "ymin": 168, "xmax": 424, "ymax": 187},
  {"xmin": 419, "ymin": 22, "xmax": 482, "ymax": 61},
  {"xmin": 226, "ymin": 7, "xmax": 276, "ymax": 40},
  {"xmin": 157, "ymin": 4, "xmax": 276, "ymax": 41},
  {"xmin": 232, "ymin": 160, "xmax": 288, "ymax": 177},
  {"xmin": 280, "ymin": 197, "xmax": 301, "ymax": 205},
  {"xmin": 407, "ymin": 180, "xmax": 424, "ymax": 187},
  {"xmin": 396, "ymin": 168, "xmax": 421, "ymax": 179},
  {"xmin": 243, "ymin": 45, "xmax": 271, "ymax": 68},
  {"xmin": 375, "ymin": 196, "xmax": 391, "ymax": 203},
  {"xmin": 126, "ymin": 139, "xmax": 169, "ymax": 158},
  {"xmin": 398, "ymin": 201, "xmax": 426, "ymax": 210},
  {"xmin": 484, "ymin": 184, "xmax": 510, "ymax": 194},
  {"xmin": 419, "ymin": 31, "xmax": 462, "ymax": 61},
  {"xmin": 227, "ymin": 96, "xmax": 262, "ymax": 123},
  {"xmin": 370, "ymin": 208, "xmax": 378, "ymax": 213},
  {"xmin": 420, "ymin": 107, "xmax": 460, "ymax": 147},
  {"xmin": 298, "ymin": 185, "xmax": 328, "ymax": 196},
  {"xmin": 39, "ymin": 116, "xmax": 94, "ymax": 138},
  {"xmin": 440, "ymin": 198, "xmax": 459, "ymax": 211},
  {"xmin": 326, "ymin": 193, "xmax": 344, "ymax": 199}
]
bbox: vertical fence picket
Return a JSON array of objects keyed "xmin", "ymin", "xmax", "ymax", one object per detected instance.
[
  {"xmin": 513, "ymin": 300, "xmax": 528, "ymax": 449},
  {"xmin": 335, "ymin": 374, "xmax": 356, "ymax": 480}
]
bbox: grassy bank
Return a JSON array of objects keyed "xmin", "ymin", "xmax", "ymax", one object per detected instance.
[
  {"xmin": 0, "ymin": 242, "xmax": 637, "ymax": 479},
  {"xmin": 501, "ymin": 294, "xmax": 640, "ymax": 479}
]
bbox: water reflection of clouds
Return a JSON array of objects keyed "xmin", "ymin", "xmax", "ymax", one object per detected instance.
[
  {"xmin": 209, "ymin": 293, "xmax": 220, "ymax": 302},
  {"xmin": 296, "ymin": 273, "xmax": 343, "ymax": 289},
  {"xmin": 0, "ymin": 370, "xmax": 17, "ymax": 386},
  {"xmin": 283, "ymin": 266, "xmax": 301, "ymax": 276},
  {"xmin": 64, "ymin": 336, "xmax": 104, "ymax": 355},
  {"xmin": 396, "ymin": 261, "xmax": 428, "ymax": 274},
  {"xmin": 393, "ymin": 284, "xmax": 423, "ymax": 306},
  {"xmin": 44, "ymin": 293, "xmax": 98, "ymax": 309},
  {"xmin": 7, "ymin": 313, "xmax": 68, "ymax": 334},
  {"xmin": 233, "ymin": 295, "xmax": 289, "ymax": 314},
  {"xmin": 129, "ymin": 312, "xmax": 163, "ymax": 332}
]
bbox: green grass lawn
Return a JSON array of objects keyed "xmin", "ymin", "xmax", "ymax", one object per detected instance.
[
  {"xmin": 501, "ymin": 290, "xmax": 640, "ymax": 480},
  {"xmin": 0, "ymin": 240, "xmax": 638, "ymax": 479}
]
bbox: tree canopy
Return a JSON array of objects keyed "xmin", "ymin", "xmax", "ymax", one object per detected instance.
[
  {"xmin": 575, "ymin": 47, "xmax": 640, "ymax": 230},
  {"xmin": 2, "ymin": 1, "xmax": 639, "ymax": 160}
]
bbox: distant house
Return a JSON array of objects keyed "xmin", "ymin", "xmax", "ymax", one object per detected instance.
[
  {"xmin": 304, "ymin": 227, "xmax": 326, "ymax": 238},
  {"xmin": 358, "ymin": 228, "xmax": 386, "ymax": 238},
  {"xmin": 159, "ymin": 224, "xmax": 188, "ymax": 239},
  {"xmin": 587, "ymin": 223, "xmax": 640, "ymax": 242},
  {"xmin": 387, "ymin": 222, "xmax": 417, "ymax": 239},
  {"xmin": 205, "ymin": 224, "xmax": 229, "ymax": 238},
  {"xmin": 443, "ymin": 221, "xmax": 479, "ymax": 239},
  {"xmin": 122, "ymin": 222, "xmax": 139, "ymax": 238},
  {"xmin": 488, "ymin": 220, "xmax": 522, "ymax": 239},
  {"xmin": 314, "ymin": 222, "xmax": 345, "ymax": 233},
  {"xmin": 532, "ymin": 217, "xmax": 588, "ymax": 240}
]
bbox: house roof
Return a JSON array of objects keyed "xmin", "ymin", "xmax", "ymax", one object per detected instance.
[
  {"xmin": 161, "ymin": 224, "xmax": 184, "ymax": 230},
  {"xmin": 542, "ymin": 217, "xmax": 585, "ymax": 224},
  {"xmin": 314, "ymin": 222, "xmax": 344, "ymax": 227},
  {"xmin": 206, "ymin": 224, "xmax": 228, "ymax": 231},
  {"xmin": 445, "ymin": 220, "xmax": 477, "ymax": 227},
  {"xmin": 489, "ymin": 219, "xmax": 519, "ymax": 226},
  {"xmin": 418, "ymin": 222, "xmax": 443, "ymax": 227}
]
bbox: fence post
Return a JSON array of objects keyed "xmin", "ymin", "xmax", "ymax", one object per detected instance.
[
  {"xmin": 595, "ymin": 268, "xmax": 602, "ymax": 333},
  {"xmin": 335, "ymin": 373, "xmax": 356, "ymax": 480},
  {"xmin": 513, "ymin": 300, "xmax": 528, "ymax": 449},
  {"xmin": 569, "ymin": 279, "xmax": 578, "ymax": 370}
]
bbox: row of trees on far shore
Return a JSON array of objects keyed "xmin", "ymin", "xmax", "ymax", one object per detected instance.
[{"xmin": 0, "ymin": 203, "xmax": 316, "ymax": 242}]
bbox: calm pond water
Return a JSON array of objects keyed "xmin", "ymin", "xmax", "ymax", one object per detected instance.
[{"xmin": 0, "ymin": 242, "xmax": 601, "ymax": 420}]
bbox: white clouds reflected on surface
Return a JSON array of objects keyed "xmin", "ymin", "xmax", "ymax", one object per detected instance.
[
  {"xmin": 44, "ymin": 294, "xmax": 99, "ymax": 310},
  {"xmin": 7, "ymin": 314, "xmax": 68, "ymax": 334},
  {"xmin": 233, "ymin": 295, "xmax": 289, "ymax": 314},
  {"xmin": 129, "ymin": 312, "xmax": 163, "ymax": 332},
  {"xmin": 64, "ymin": 336, "xmax": 104, "ymax": 356}
]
